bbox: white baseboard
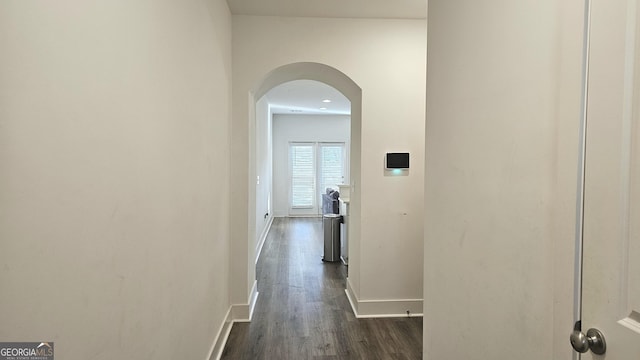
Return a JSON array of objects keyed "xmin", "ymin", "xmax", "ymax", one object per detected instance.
[
  {"xmin": 345, "ymin": 278, "xmax": 423, "ymax": 318},
  {"xmin": 256, "ymin": 216, "xmax": 274, "ymax": 264},
  {"xmin": 248, "ymin": 280, "xmax": 259, "ymax": 320},
  {"xmin": 272, "ymin": 214, "xmax": 321, "ymax": 218},
  {"xmin": 207, "ymin": 307, "xmax": 233, "ymax": 360},
  {"xmin": 207, "ymin": 282, "xmax": 260, "ymax": 360},
  {"xmin": 231, "ymin": 280, "xmax": 259, "ymax": 322}
]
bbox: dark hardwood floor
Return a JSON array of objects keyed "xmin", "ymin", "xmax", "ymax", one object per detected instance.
[{"xmin": 221, "ymin": 217, "xmax": 423, "ymax": 360}]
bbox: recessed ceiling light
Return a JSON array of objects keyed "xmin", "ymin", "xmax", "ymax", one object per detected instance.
[{"xmin": 322, "ymin": 99, "xmax": 332, "ymax": 103}]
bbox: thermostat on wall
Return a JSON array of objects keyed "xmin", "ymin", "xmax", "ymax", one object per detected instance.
[{"xmin": 385, "ymin": 152, "xmax": 409, "ymax": 169}]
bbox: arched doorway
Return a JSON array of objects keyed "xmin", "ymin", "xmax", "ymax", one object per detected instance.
[{"xmin": 232, "ymin": 62, "xmax": 363, "ymax": 320}]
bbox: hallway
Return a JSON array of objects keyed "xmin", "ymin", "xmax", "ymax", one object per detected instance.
[{"xmin": 221, "ymin": 217, "xmax": 422, "ymax": 359}]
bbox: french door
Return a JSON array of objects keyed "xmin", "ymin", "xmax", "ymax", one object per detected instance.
[{"xmin": 289, "ymin": 142, "xmax": 346, "ymax": 216}]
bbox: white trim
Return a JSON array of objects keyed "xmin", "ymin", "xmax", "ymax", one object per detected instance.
[
  {"xmin": 345, "ymin": 279, "xmax": 359, "ymax": 315},
  {"xmin": 345, "ymin": 278, "xmax": 423, "ymax": 318},
  {"xmin": 206, "ymin": 307, "xmax": 233, "ymax": 360},
  {"xmin": 206, "ymin": 282, "xmax": 260, "ymax": 359},
  {"xmin": 248, "ymin": 280, "xmax": 259, "ymax": 320},
  {"xmin": 271, "ymin": 214, "xmax": 321, "ymax": 219},
  {"xmin": 573, "ymin": 0, "xmax": 594, "ymax": 328},
  {"xmin": 256, "ymin": 216, "xmax": 274, "ymax": 264},
  {"xmin": 232, "ymin": 281, "xmax": 259, "ymax": 322}
]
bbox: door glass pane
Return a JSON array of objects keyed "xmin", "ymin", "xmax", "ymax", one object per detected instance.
[
  {"xmin": 319, "ymin": 144, "xmax": 344, "ymax": 193},
  {"xmin": 290, "ymin": 144, "xmax": 315, "ymax": 208}
]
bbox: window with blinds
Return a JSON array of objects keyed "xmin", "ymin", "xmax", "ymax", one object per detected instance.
[
  {"xmin": 319, "ymin": 144, "xmax": 344, "ymax": 194},
  {"xmin": 290, "ymin": 143, "xmax": 315, "ymax": 208}
]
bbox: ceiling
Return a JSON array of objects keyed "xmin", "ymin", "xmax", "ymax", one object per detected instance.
[
  {"xmin": 264, "ymin": 80, "xmax": 350, "ymax": 115},
  {"xmin": 226, "ymin": 0, "xmax": 426, "ymax": 20}
]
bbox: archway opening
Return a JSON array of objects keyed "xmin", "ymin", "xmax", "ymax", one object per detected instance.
[{"xmin": 247, "ymin": 62, "xmax": 363, "ymax": 315}]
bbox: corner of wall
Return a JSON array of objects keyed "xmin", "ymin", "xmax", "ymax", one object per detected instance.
[
  {"xmin": 207, "ymin": 280, "xmax": 259, "ymax": 359},
  {"xmin": 256, "ymin": 215, "xmax": 274, "ymax": 264},
  {"xmin": 345, "ymin": 277, "xmax": 423, "ymax": 318},
  {"xmin": 206, "ymin": 306, "xmax": 234, "ymax": 360},
  {"xmin": 231, "ymin": 280, "xmax": 259, "ymax": 322}
]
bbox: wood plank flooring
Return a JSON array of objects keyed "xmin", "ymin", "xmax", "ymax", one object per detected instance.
[{"xmin": 221, "ymin": 217, "xmax": 422, "ymax": 360}]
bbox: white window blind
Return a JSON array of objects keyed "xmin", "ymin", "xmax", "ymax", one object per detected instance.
[
  {"xmin": 290, "ymin": 144, "xmax": 315, "ymax": 208},
  {"xmin": 319, "ymin": 144, "xmax": 344, "ymax": 193}
]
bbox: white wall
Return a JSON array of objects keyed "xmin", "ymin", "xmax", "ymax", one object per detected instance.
[
  {"xmin": 0, "ymin": 1, "xmax": 233, "ymax": 359},
  {"xmin": 254, "ymin": 97, "xmax": 272, "ymax": 254},
  {"xmin": 231, "ymin": 16, "xmax": 426, "ymax": 315},
  {"xmin": 424, "ymin": 0, "xmax": 583, "ymax": 358},
  {"xmin": 272, "ymin": 114, "xmax": 350, "ymax": 217}
]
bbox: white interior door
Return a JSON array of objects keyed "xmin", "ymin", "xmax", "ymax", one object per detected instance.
[{"xmin": 580, "ymin": 0, "xmax": 640, "ymax": 357}]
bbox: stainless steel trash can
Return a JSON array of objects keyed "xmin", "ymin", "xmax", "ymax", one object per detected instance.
[{"xmin": 323, "ymin": 214, "xmax": 342, "ymax": 262}]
